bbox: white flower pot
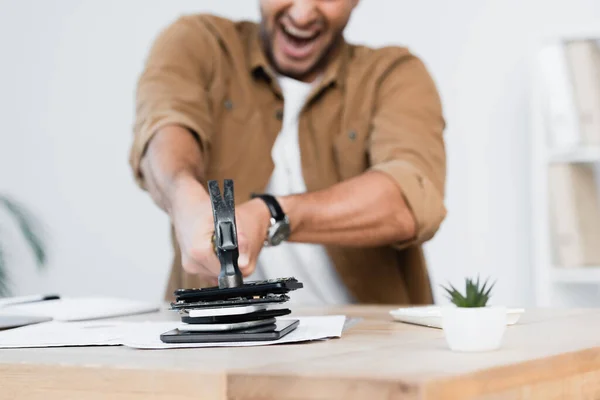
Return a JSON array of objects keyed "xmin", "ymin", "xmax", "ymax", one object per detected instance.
[{"xmin": 441, "ymin": 305, "xmax": 507, "ymax": 352}]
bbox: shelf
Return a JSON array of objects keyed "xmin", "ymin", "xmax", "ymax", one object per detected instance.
[
  {"xmin": 548, "ymin": 147, "xmax": 600, "ymax": 164},
  {"xmin": 550, "ymin": 266, "xmax": 600, "ymax": 283},
  {"xmin": 531, "ymin": 25, "xmax": 600, "ymax": 307}
]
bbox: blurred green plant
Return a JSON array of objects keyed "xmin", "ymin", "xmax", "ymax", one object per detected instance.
[
  {"xmin": 441, "ymin": 275, "xmax": 495, "ymax": 308},
  {"xmin": 0, "ymin": 195, "xmax": 47, "ymax": 296}
]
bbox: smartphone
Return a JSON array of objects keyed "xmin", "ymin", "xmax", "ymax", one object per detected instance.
[
  {"xmin": 181, "ymin": 308, "xmax": 291, "ymax": 324},
  {"xmin": 177, "ymin": 317, "xmax": 276, "ymax": 332},
  {"xmin": 170, "ymin": 294, "xmax": 290, "ymax": 310},
  {"xmin": 184, "ymin": 304, "xmax": 268, "ymax": 318},
  {"xmin": 173, "ymin": 277, "xmax": 303, "ymax": 303},
  {"xmin": 160, "ymin": 319, "xmax": 300, "ymax": 343}
]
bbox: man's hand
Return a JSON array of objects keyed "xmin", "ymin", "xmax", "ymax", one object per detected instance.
[
  {"xmin": 169, "ymin": 175, "xmax": 271, "ymax": 282},
  {"xmin": 169, "ymin": 175, "xmax": 220, "ymax": 284},
  {"xmin": 234, "ymin": 198, "xmax": 271, "ymax": 277}
]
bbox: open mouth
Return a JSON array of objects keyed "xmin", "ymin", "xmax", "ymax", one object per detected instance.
[{"xmin": 278, "ymin": 22, "xmax": 322, "ymax": 60}]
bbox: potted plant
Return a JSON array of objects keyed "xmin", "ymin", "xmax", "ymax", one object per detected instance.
[
  {"xmin": 0, "ymin": 195, "xmax": 47, "ymax": 296},
  {"xmin": 440, "ymin": 276, "xmax": 507, "ymax": 352}
]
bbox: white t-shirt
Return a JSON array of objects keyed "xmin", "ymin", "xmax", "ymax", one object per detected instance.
[{"xmin": 248, "ymin": 75, "xmax": 355, "ymax": 306}]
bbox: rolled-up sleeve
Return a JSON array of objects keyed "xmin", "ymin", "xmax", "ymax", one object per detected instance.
[
  {"xmin": 368, "ymin": 53, "xmax": 447, "ymax": 246},
  {"xmin": 129, "ymin": 15, "xmax": 216, "ymax": 189}
]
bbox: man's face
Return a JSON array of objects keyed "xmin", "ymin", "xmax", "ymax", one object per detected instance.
[{"xmin": 259, "ymin": 0, "xmax": 358, "ymax": 82}]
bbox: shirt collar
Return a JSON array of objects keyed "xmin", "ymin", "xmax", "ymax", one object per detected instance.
[{"xmin": 248, "ymin": 28, "xmax": 271, "ymax": 77}]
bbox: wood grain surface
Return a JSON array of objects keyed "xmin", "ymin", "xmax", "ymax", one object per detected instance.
[{"xmin": 1, "ymin": 306, "xmax": 599, "ymax": 400}]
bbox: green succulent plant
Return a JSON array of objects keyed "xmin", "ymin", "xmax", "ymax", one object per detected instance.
[
  {"xmin": 0, "ymin": 195, "xmax": 47, "ymax": 296},
  {"xmin": 441, "ymin": 276, "xmax": 495, "ymax": 307}
]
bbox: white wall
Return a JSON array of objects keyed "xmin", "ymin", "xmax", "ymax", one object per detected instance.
[{"xmin": 1, "ymin": 0, "xmax": 600, "ymax": 305}]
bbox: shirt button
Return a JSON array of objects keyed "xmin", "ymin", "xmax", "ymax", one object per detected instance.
[
  {"xmin": 275, "ymin": 109, "xmax": 284, "ymax": 121},
  {"xmin": 348, "ymin": 130, "xmax": 357, "ymax": 140}
]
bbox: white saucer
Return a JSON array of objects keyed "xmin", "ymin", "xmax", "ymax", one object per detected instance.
[{"xmin": 389, "ymin": 306, "xmax": 525, "ymax": 329}]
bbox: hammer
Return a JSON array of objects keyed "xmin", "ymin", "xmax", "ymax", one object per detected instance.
[{"xmin": 208, "ymin": 179, "xmax": 244, "ymax": 289}]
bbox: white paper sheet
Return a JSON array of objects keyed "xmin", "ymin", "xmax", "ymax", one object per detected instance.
[
  {"xmin": 0, "ymin": 297, "xmax": 161, "ymax": 321},
  {"xmin": 0, "ymin": 321, "xmax": 126, "ymax": 348},
  {"xmin": 0, "ymin": 316, "xmax": 346, "ymax": 349}
]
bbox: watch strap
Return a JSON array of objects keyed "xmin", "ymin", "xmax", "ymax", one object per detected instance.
[{"xmin": 251, "ymin": 194, "xmax": 285, "ymax": 222}]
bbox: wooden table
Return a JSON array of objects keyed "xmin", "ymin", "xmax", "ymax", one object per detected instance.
[{"xmin": 1, "ymin": 306, "xmax": 600, "ymax": 400}]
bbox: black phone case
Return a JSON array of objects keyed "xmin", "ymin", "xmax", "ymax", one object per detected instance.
[
  {"xmin": 173, "ymin": 278, "xmax": 303, "ymax": 303},
  {"xmin": 160, "ymin": 319, "xmax": 300, "ymax": 343},
  {"xmin": 181, "ymin": 308, "xmax": 291, "ymax": 324}
]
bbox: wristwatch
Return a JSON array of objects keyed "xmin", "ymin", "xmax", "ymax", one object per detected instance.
[{"xmin": 251, "ymin": 193, "xmax": 290, "ymax": 246}]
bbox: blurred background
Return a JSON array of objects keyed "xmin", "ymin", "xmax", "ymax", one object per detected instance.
[{"xmin": 1, "ymin": 0, "xmax": 600, "ymax": 307}]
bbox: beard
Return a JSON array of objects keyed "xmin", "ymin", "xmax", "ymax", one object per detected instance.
[{"xmin": 259, "ymin": 23, "xmax": 344, "ymax": 82}]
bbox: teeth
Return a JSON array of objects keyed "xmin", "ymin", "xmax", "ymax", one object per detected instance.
[{"xmin": 282, "ymin": 24, "xmax": 317, "ymax": 39}]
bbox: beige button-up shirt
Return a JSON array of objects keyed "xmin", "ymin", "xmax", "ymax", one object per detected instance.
[{"xmin": 130, "ymin": 14, "xmax": 447, "ymax": 305}]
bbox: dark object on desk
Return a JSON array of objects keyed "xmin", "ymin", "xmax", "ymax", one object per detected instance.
[
  {"xmin": 181, "ymin": 308, "xmax": 291, "ymax": 324},
  {"xmin": 0, "ymin": 294, "xmax": 60, "ymax": 308},
  {"xmin": 173, "ymin": 277, "xmax": 303, "ymax": 302},
  {"xmin": 170, "ymin": 293, "xmax": 291, "ymax": 310},
  {"xmin": 164, "ymin": 179, "xmax": 303, "ymax": 344},
  {"xmin": 0, "ymin": 315, "xmax": 52, "ymax": 331},
  {"xmin": 160, "ymin": 319, "xmax": 299, "ymax": 344}
]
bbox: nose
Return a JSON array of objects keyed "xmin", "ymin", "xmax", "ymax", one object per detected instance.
[{"xmin": 287, "ymin": 0, "xmax": 319, "ymax": 27}]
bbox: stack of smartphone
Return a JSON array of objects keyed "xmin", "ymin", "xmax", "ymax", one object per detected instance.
[{"xmin": 160, "ymin": 277, "xmax": 303, "ymax": 343}]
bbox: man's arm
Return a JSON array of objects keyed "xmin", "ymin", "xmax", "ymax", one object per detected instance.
[
  {"xmin": 139, "ymin": 125, "xmax": 208, "ymax": 216},
  {"xmin": 140, "ymin": 124, "xmax": 231, "ymax": 279},
  {"xmin": 130, "ymin": 16, "xmax": 215, "ymax": 197},
  {"xmin": 130, "ymin": 16, "xmax": 229, "ymax": 278},
  {"xmin": 279, "ymin": 53, "xmax": 446, "ymax": 249},
  {"xmin": 132, "ymin": 16, "xmax": 277, "ymax": 278},
  {"xmin": 280, "ymin": 170, "xmax": 416, "ymax": 247}
]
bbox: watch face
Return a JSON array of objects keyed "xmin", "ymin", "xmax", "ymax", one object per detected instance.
[{"xmin": 269, "ymin": 220, "xmax": 291, "ymax": 246}]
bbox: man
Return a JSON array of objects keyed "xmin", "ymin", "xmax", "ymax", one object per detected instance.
[{"xmin": 130, "ymin": 0, "xmax": 447, "ymax": 305}]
